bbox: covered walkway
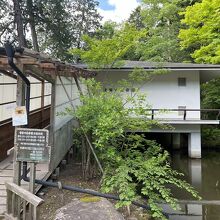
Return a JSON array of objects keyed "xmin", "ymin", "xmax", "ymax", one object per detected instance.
[{"xmin": 0, "ymin": 46, "xmax": 95, "ymax": 218}]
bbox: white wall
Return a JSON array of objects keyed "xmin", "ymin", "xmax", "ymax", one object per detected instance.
[
  {"xmin": 0, "ymin": 74, "xmax": 52, "ymax": 122},
  {"xmin": 0, "ymin": 75, "xmax": 17, "ymax": 121},
  {"xmin": 96, "ymin": 70, "xmax": 201, "ymax": 120},
  {"xmin": 54, "ymin": 76, "xmax": 81, "ymax": 131}
]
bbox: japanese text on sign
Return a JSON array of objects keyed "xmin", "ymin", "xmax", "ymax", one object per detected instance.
[{"xmin": 15, "ymin": 128, "xmax": 50, "ymax": 163}]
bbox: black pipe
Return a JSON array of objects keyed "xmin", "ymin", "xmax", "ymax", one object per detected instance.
[
  {"xmin": 4, "ymin": 43, "xmax": 30, "ymax": 182},
  {"xmin": 21, "ymin": 173, "xmax": 169, "ymax": 218},
  {"xmin": 4, "ymin": 43, "xmax": 30, "ymax": 118}
]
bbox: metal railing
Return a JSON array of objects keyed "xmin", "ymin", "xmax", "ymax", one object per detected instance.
[{"xmin": 149, "ymin": 109, "xmax": 220, "ymax": 120}]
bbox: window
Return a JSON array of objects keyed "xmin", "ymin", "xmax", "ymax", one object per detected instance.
[
  {"xmin": 178, "ymin": 106, "xmax": 186, "ymax": 116},
  {"xmin": 178, "ymin": 77, "xmax": 186, "ymax": 86}
]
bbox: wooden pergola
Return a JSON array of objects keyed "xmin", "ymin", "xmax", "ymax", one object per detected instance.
[
  {"xmin": 0, "ymin": 46, "xmax": 97, "ymax": 180},
  {"xmin": 0, "ymin": 47, "xmax": 95, "ymax": 162},
  {"xmin": 0, "ymin": 47, "xmax": 95, "ymax": 82}
]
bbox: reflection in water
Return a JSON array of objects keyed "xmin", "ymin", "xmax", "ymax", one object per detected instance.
[{"xmin": 166, "ymin": 150, "xmax": 220, "ymax": 220}]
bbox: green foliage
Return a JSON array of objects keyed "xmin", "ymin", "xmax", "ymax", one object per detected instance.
[
  {"xmin": 67, "ymin": 77, "xmax": 201, "ymax": 219},
  {"xmin": 202, "ymin": 126, "xmax": 220, "ymax": 148},
  {"xmin": 0, "ymin": 0, "xmax": 101, "ymax": 61},
  {"xmin": 124, "ymin": 0, "xmax": 199, "ymax": 62},
  {"xmin": 68, "ymin": 14, "xmax": 200, "ymax": 218},
  {"xmin": 201, "ymin": 78, "xmax": 220, "ymax": 110},
  {"xmin": 70, "ymin": 23, "xmax": 146, "ymax": 68},
  {"xmin": 201, "ymin": 78, "xmax": 220, "ymax": 147},
  {"xmin": 179, "ymin": 0, "xmax": 220, "ymax": 64}
]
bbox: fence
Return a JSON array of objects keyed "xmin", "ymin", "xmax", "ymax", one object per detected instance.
[{"xmin": 5, "ymin": 182, "xmax": 43, "ymax": 220}]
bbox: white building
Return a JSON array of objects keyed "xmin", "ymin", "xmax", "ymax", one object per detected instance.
[{"xmin": 78, "ymin": 61, "xmax": 220, "ymax": 159}]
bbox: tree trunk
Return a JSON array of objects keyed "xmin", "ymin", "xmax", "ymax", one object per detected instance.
[
  {"xmin": 85, "ymin": 142, "xmax": 91, "ymax": 179},
  {"xmin": 13, "ymin": 0, "xmax": 26, "ymax": 47},
  {"xmin": 82, "ymin": 137, "xmax": 86, "ymax": 179},
  {"xmin": 27, "ymin": 0, "xmax": 39, "ymax": 51}
]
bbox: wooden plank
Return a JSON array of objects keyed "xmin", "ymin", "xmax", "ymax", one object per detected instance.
[
  {"xmin": 24, "ymin": 65, "xmax": 55, "ymax": 83},
  {"xmin": 0, "ymin": 189, "xmax": 7, "ymax": 196},
  {"xmin": 0, "ymin": 177, "xmax": 13, "ymax": 183},
  {"xmin": 5, "ymin": 182, "xmax": 43, "ymax": 207},
  {"xmin": 0, "ymin": 205, "xmax": 6, "ymax": 214},
  {"xmin": 0, "ymin": 57, "xmax": 37, "ymax": 65},
  {"xmin": 0, "ymin": 185, "xmax": 6, "ymax": 190},
  {"xmin": 22, "ymin": 199, "xmax": 26, "ymax": 220},
  {"xmin": 6, "ymin": 189, "xmax": 12, "ymax": 214},
  {"xmin": 0, "ymin": 170, "xmax": 13, "ymax": 177},
  {"xmin": 0, "ymin": 197, "xmax": 6, "ymax": 205},
  {"xmin": 0, "ymin": 154, "xmax": 13, "ymax": 170},
  {"xmin": 29, "ymin": 163, "xmax": 36, "ymax": 193},
  {"xmin": 4, "ymin": 213, "xmax": 18, "ymax": 220}
]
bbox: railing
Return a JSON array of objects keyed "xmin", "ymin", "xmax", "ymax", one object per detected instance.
[
  {"xmin": 5, "ymin": 182, "xmax": 43, "ymax": 220},
  {"xmin": 149, "ymin": 109, "xmax": 220, "ymax": 120}
]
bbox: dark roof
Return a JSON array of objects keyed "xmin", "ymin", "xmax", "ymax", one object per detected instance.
[{"xmin": 75, "ymin": 61, "xmax": 220, "ymax": 70}]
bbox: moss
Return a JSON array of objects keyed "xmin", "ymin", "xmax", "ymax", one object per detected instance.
[{"xmin": 80, "ymin": 196, "xmax": 101, "ymax": 203}]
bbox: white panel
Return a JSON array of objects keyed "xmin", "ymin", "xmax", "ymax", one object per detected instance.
[
  {"xmin": 30, "ymin": 97, "xmax": 41, "ymax": 111},
  {"xmin": 30, "ymin": 83, "xmax": 41, "ymax": 97},
  {"xmin": 54, "ymin": 76, "xmax": 82, "ymax": 131}
]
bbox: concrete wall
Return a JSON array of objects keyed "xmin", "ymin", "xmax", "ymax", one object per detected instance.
[{"xmin": 96, "ymin": 70, "xmax": 201, "ymax": 119}]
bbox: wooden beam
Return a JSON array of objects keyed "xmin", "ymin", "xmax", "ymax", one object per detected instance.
[
  {"xmin": 0, "ymin": 69, "xmax": 17, "ymax": 80},
  {"xmin": 39, "ymin": 63, "xmax": 56, "ymax": 69},
  {"xmin": 0, "ymin": 57, "xmax": 38, "ymax": 65},
  {"xmin": 24, "ymin": 65, "xmax": 55, "ymax": 84}
]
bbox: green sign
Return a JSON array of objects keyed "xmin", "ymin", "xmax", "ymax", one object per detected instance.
[{"xmin": 15, "ymin": 128, "xmax": 50, "ymax": 163}]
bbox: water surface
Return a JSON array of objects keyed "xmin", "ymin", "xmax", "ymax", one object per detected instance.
[{"xmin": 167, "ymin": 150, "xmax": 220, "ymax": 220}]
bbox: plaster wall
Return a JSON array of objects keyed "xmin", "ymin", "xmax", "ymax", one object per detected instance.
[{"xmin": 96, "ymin": 70, "xmax": 201, "ymax": 120}]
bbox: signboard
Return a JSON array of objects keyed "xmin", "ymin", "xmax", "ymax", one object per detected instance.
[
  {"xmin": 12, "ymin": 106, "xmax": 28, "ymax": 126},
  {"xmin": 15, "ymin": 128, "xmax": 50, "ymax": 163}
]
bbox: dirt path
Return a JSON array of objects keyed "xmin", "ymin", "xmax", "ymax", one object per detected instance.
[{"xmin": 38, "ymin": 161, "xmax": 150, "ymax": 220}]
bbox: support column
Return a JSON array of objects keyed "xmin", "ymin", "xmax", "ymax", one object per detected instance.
[
  {"xmin": 188, "ymin": 131, "xmax": 201, "ymax": 159},
  {"xmin": 188, "ymin": 159, "xmax": 202, "ymax": 190},
  {"xmin": 172, "ymin": 133, "xmax": 181, "ymax": 150}
]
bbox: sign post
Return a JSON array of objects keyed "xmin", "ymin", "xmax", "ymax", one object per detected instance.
[
  {"xmin": 15, "ymin": 128, "xmax": 50, "ymax": 163},
  {"xmin": 14, "ymin": 128, "xmax": 50, "ymax": 218}
]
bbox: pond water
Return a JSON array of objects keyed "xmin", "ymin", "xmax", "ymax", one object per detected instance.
[{"xmin": 166, "ymin": 149, "xmax": 220, "ymax": 220}]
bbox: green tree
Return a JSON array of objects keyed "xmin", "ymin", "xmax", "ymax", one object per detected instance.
[
  {"xmin": 68, "ymin": 0, "xmax": 102, "ymax": 49},
  {"xmin": 179, "ymin": 0, "xmax": 220, "ymax": 147},
  {"xmin": 126, "ymin": 0, "xmax": 199, "ymax": 62},
  {"xmin": 0, "ymin": 0, "xmax": 102, "ymax": 61},
  {"xmin": 179, "ymin": 0, "xmax": 220, "ymax": 64},
  {"xmin": 69, "ymin": 78, "xmax": 200, "ymax": 219},
  {"xmin": 71, "ymin": 23, "xmax": 145, "ymax": 68},
  {"xmin": 201, "ymin": 78, "xmax": 220, "ymax": 147},
  {"xmin": 69, "ymin": 25, "xmax": 200, "ymax": 219}
]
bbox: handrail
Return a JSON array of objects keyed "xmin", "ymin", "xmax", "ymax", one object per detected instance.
[
  {"xmin": 5, "ymin": 182, "xmax": 43, "ymax": 220},
  {"xmin": 147, "ymin": 108, "xmax": 220, "ymax": 120},
  {"xmin": 148, "ymin": 108, "xmax": 220, "ymax": 112},
  {"xmin": 5, "ymin": 182, "xmax": 43, "ymax": 207}
]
